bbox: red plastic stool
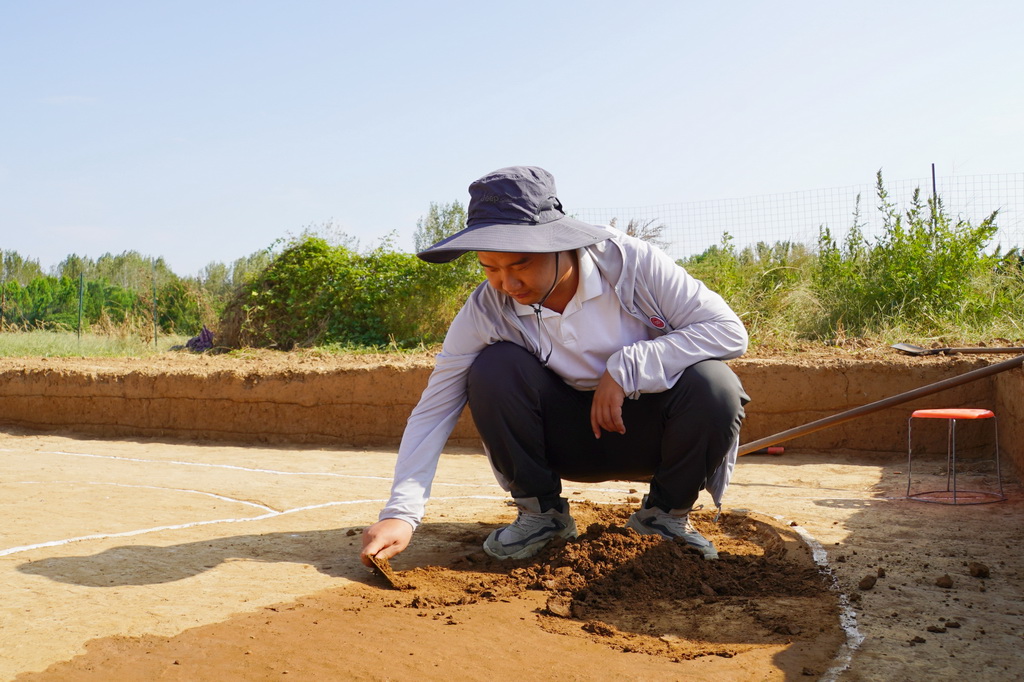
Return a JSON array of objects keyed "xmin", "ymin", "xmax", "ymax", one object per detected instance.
[{"xmin": 906, "ymin": 408, "xmax": 1004, "ymax": 504}]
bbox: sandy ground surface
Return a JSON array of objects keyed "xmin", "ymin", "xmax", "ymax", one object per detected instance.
[{"xmin": 2, "ymin": 428, "xmax": 1022, "ymax": 681}]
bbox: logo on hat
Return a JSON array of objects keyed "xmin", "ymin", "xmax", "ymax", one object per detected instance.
[{"xmin": 650, "ymin": 316, "xmax": 666, "ymax": 329}]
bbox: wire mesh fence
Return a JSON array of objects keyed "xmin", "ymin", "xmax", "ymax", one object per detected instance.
[
  {"xmin": 575, "ymin": 172, "xmax": 1024, "ymax": 260},
  {"xmin": 0, "ymin": 270, "xmax": 212, "ymax": 344}
]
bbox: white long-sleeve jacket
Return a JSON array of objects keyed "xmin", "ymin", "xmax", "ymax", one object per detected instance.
[{"xmin": 380, "ymin": 231, "xmax": 748, "ymax": 528}]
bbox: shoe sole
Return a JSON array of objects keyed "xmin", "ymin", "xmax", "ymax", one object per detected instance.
[
  {"xmin": 625, "ymin": 515, "xmax": 719, "ymax": 560},
  {"xmin": 482, "ymin": 519, "xmax": 579, "ymax": 561}
]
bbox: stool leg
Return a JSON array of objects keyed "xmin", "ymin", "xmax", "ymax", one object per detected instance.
[
  {"xmin": 945, "ymin": 419, "xmax": 954, "ymax": 494},
  {"xmin": 994, "ymin": 415, "xmax": 1004, "ymax": 500},
  {"xmin": 906, "ymin": 417, "xmax": 914, "ymax": 498},
  {"xmin": 951, "ymin": 419, "xmax": 958, "ymax": 504}
]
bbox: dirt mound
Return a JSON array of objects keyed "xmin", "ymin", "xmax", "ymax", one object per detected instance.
[{"xmin": 388, "ymin": 504, "xmax": 840, "ymax": 664}]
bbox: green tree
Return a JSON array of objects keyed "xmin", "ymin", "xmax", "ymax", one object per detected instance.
[
  {"xmin": 231, "ymin": 249, "xmax": 274, "ymax": 288},
  {"xmin": 199, "ymin": 261, "xmax": 232, "ymax": 299},
  {"xmin": 93, "ymin": 251, "xmax": 174, "ymax": 290},
  {"xmin": 53, "ymin": 254, "xmax": 94, "ymax": 281},
  {"xmin": 412, "ymin": 200, "xmax": 481, "ymax": 297},
  {"xmin": 1, "ymin": 250, "xmax": 44, "ymax": 285},
  {"xmin": 413, "ymin": 201, "xmax": 467, "ymax": 252}
]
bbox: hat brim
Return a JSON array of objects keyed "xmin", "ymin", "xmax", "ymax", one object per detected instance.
[{"xmin": 417, "ymin": 216, "xmax": 613, "ymax": 263}]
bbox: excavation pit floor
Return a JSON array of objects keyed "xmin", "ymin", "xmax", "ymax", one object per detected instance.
[{"xmin": 2, "ymin": 430, "xmax": 1022, "ymax": 681}]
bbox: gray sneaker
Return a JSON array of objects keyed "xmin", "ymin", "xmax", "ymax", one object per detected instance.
[
  {"xmin": 626, "ymin": 495, "xmax": 718, "ymax": 560},
  {"xmin": 483, "ymin": 497, "xmax": 578, "ymax": 560}
]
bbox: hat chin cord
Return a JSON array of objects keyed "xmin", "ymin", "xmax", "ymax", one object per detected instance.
[{"xmin": 528, "ymin": 252, "xmax": 559, "ymax": 366}]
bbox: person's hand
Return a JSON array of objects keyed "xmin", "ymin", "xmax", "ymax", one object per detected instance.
[
  {"xmin": 360, "ymin": 518, "xmax": 414, "ymax": 567},
  {"xmin": 591, "ymin": 369, "xmax": 626, "ymax": 439}
]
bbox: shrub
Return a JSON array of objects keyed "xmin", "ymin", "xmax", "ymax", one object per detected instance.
[
  {"xmin": 681, "ymin": 235, "xmax": 813, "ymax": 343},
  {"xmin": 812, "ymin": 171, "xmax": 1003, "ymax": 337},
  {"xmin": 219, "ymin": 233, "xmax": 481, "ymax": 349},
  {"xmin": 682, "ymin": 172, "xmax": 1021, "ymax": 346}
]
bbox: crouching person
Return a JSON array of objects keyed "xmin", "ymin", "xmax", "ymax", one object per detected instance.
[{"xmin": 361, "ymin": 166, "xmax": 748, "ymax": 565}]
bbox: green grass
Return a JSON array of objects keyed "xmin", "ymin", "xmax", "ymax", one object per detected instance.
[{"xmin": 0, "ymin": 331, "xmax": 189, "ymax": 358}]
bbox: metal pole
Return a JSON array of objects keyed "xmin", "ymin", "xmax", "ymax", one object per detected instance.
[
  {"xmin": 77, "ymin": 271, "xmax": 85, "ymax": 342},
  {"xmin": 738, "ymin": 354, "xmax": 1024, "ymax": 456},
  {"xmin": 152, "ymin": 259, "xmax": 158, "ymax": 348}
]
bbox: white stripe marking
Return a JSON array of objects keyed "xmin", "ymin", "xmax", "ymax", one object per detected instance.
[
  {"xmin": 10, "ymin": 480, "xmax": 278, "ymax": 512},
  {"xmin": 0, "ymin": 495, "xmax": 508, "ymax": 558},
  {"xmin": 33, "ymin": 450, "xmax": 502, "ymax": 489}
]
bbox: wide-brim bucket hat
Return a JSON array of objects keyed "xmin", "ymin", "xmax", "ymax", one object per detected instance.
[{"xmin": 416, "ymin": 166, "xmax": 614, "ymax": 263}]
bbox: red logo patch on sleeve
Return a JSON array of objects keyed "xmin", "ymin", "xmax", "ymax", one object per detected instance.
[{"xmin": 650, "ymin": 316, "xmax": 666, "ymax": 329}]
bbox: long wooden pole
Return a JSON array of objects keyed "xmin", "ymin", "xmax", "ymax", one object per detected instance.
[{"xmin": 738, "ymin": 354, "xmax": 1024, "ymax": 456}]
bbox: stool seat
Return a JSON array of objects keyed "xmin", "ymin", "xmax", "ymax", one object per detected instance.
[
  {"xmin": 911, "ymin": 408, "xmax": 994, "ymax": 420},
  {"xmin": 907, "ymin": 407, "xmax": 1003, "ymax": 504}
]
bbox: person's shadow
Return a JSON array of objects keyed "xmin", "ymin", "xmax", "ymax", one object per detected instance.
[{"xmin": 16, "ymin": 522, "xmax": 492, "ymax": 587}]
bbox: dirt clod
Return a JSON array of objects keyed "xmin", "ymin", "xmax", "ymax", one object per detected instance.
[
  {"xmin": 936, "ymin": 574, "xmax": 954, "ymax": 589},
  {"xmin": 858, "ymin": 575, "xmax": 878, "ymax": 590},
  {"xmin": 582, "ymin": 621, "xmax": 618, "ymax": 637},
  {"xmin": 545, "ymin": 596, "xmax": 573, "ymax": 618},
  {"xmin": 969, "ymin": 562, "xmax": 991, "ymax": 579}
]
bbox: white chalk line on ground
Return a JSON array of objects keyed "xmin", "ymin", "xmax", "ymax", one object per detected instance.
[
  {"xmin": 4, "ymin": 449, "xmax": 643, "ymax": 496},
  {"xmin": 1, "ymin": 444, "xmax": 641, "ymax": 559},
  {"xmin": 10, "ymin": 480, "xmax": 279, "ymax": 513},
  {"xmin": 20, "ymin": 449, "xmax": 507, "ymax": 490},
  {"xmin": 0, "ymin": 494, "xmax": 508, "ymax": 558},
  {"xmin": 764, "ymin": 512, "xmax": 864, "ymax": 681},
  {"xmin": 1, "ymin": 444, "xmax": 653, "ymax": 560}
]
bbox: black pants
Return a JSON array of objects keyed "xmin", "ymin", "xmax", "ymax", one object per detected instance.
[{"xmin": 467, "ymin": 342, "xmax": 748, "ymax": 512}]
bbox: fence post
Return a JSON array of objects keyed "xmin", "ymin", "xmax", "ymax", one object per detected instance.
[
  {"xmin": 152, "ymin": 259, "xmax": 158, "ymax": 348},
  {"xmin": 77, "ymin": 272, "xmax": 85, "ymax": 342}
]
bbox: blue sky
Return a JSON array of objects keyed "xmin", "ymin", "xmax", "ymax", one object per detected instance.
[{"xmin": 2, "ymin": 1, "xmax": 1022, "ymax": 276}]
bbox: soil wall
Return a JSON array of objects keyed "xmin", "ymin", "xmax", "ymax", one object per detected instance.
[
  {"xmin": 0, "ymin": 354, "xmax": 1018, "ymax": 477},
  {"xmin": 996, "ymin": 368, "xmax": 1024, "ymax": 476}
]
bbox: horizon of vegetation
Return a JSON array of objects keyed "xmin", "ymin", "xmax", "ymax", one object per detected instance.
[{"xmin": 2, "ymin": 172, "xmax": 1021, "ymax": 357}]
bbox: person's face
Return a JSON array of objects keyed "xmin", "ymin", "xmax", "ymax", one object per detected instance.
[{"xmin": 477, "ymin": 251, "xmax": 561, "ymax": 306}]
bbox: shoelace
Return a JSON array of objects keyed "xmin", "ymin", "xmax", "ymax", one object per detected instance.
[
  {"xmin": 652, "ymin": 512, "xmax": 696, "ymax": 536},
  {"xmin": 501, "ymin": 509, "xmax": 559, "ymax": 540}
]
